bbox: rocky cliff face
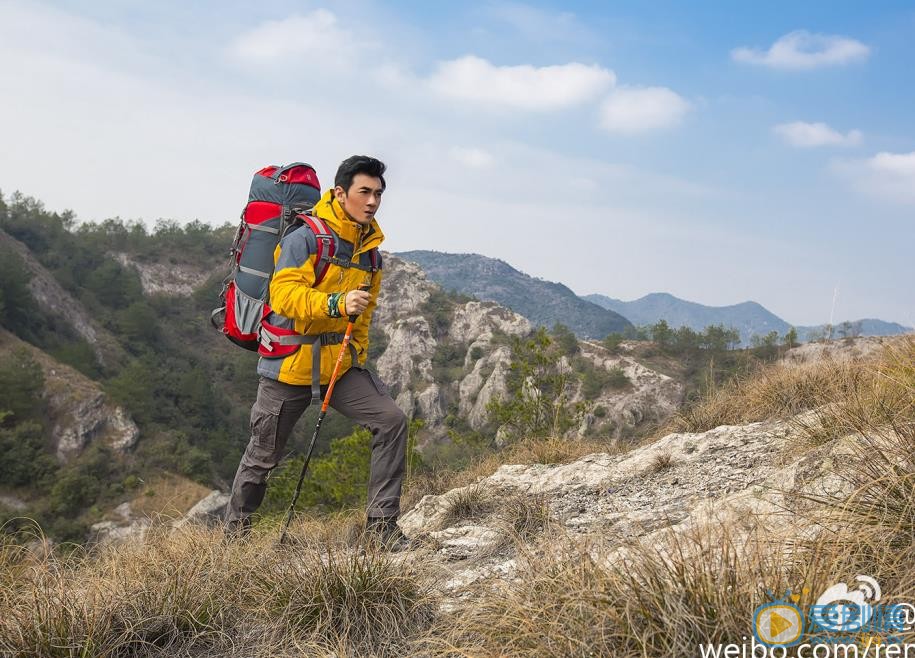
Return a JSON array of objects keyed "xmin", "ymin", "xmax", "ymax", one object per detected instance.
[
  {"xmin": 0, "ymin": 329, "xmax": 138, "ymax": 462},
  {"xmin": 574, "ymin": 340, "xmax": 682, "ymax": 438},
  {"xmin": 112, "ymin": 252, "xmax": 213, "ymax": 297},
  {"xmin": 374, "ymin": 254, "xmax": 682, "ymax": 444},
  {"xmin": 375, "ymin": 255, "xmax": 531, "ymax": 435}
]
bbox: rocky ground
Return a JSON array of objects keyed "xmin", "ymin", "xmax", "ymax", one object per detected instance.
[{"xmin": 396, "ymin": 406, "xmax": 854, "ymax": 607}]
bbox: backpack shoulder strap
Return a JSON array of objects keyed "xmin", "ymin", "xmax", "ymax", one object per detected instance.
[{"xmin": 300, "ymin": 215, "xmax": 336, "ymax": 286}]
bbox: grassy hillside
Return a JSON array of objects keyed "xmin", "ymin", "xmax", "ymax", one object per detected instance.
[{"xmin": 2, "ymin": 337, "xmax": 911, "ymax": 656}]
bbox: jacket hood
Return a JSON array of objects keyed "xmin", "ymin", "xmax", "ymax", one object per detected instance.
[{"xmin": 312, "ymin": 189, "xmax": 385, "ymax": 255}]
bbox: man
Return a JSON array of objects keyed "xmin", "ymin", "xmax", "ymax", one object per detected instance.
[{"xmin": 225, "ymin": 155, "xmax": 409, "ymax": 549}]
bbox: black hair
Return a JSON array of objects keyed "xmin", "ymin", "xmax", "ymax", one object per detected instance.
[{"xmin": 334, "ymin": 155, "xmax": 386, "ymax": 192}]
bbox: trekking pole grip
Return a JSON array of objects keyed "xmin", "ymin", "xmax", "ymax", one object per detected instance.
[{"xmin": 347, "ymin": 284, "xmax": 372, "ymax": 323}]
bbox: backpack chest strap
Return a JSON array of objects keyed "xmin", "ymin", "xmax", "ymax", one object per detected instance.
[{"xmin": 325, "ymin": 256, "xmax": 379, "ymax": 273}]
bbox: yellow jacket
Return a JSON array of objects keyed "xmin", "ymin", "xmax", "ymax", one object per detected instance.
[{"xmin": 256, "ymin": 189, "xmax": 384, "ymax": 386}]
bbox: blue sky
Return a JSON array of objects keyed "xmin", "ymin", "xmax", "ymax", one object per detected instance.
[{"xmin": 0, "ymin": 0, "xmax": 912, "ymax": 327}]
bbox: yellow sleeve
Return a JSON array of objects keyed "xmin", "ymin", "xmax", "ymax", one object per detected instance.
[
  {"xmin": 268, "ymin": 237, "xmax": 332, "ymax": 322},
  {"xmin": 352, "ymin": 268, "xmax": 383, "ymax": 364}
]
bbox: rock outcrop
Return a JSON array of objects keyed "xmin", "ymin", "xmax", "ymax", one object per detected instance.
[
  {"xmin": 375, "ymin": 256, "xmax": 536, "ymax": 437},
  {"xmin": 574, "ymin": 341, "xmax": 682, "ymax": 438},
  {"xmin": 376, "ymin": 254, "xmax": 681, "ymax": 444},
  {"xmin": 784, "ymin": 335, "xmax": 893, "ymax": 364},
  {"xmin": 0, "ymin": 329, "xmax": 138, "ymax": 462},
  {"xmin": 399, "ymin": 408, "xmax": 855, "ymax": 600},
  {"xmin": 91, "ymin": 477, "xmax": 219, "ymax": 544},
  {"xmin": 112, "ymin": 252, "xmax": 213, "ymax": 297},
  {"xmin": 90, "ymin": 501, "xmax": 150, "ymax": 545},
  {"xmin": 172, "ymin": 490, "xmax": 231, "ymax": 528}
]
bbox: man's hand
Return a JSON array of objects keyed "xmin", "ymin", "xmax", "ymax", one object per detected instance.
[{"xmin": 344, "ymin": 289, "xmax": 371, "ymax": 316}]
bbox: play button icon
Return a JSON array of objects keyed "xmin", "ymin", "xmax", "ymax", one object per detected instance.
[
  {"xmin": 769, "ymin": 611, "xmax": 792, "ymax": 637},
  {"xmin": 754, "ymin": 602, "xmax": 804, "ymax": 646}
]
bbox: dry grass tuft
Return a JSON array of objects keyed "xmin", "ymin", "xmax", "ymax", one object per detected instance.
[
  {"xmin": 796, "ymin": 337, "xmax": 915, "ymax": 543},
  {"xmin": 438, "ymin": 521, "xmax": 915, "ymax": 657},
  {"xmin": 673, "ymin": 352, "xmax": 868, "ymax": 433},
  {"xmin": 490, "ymin": 494, "xmax": 552, "ymax": 551},
  {"xmin": 0, "ymin": 517, "xmax": 437, "ymax": 657},
  {"xmin": 437, "ymin": 484, "xmax": 496, "ymax": 531},
  {"xmin": 649, "ymin": 450, "xmax": 676, "ymax": 473},
  {"xmin": 437, "ymin": 527, "xmax": 795, "ymax": 657}
]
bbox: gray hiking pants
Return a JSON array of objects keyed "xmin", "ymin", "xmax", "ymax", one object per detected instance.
[{"xmin": 225, "ymin": 367, "xmax": 407, "ymax": 526}]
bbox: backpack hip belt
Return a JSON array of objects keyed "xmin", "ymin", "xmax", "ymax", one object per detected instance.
[{"xmin": 259, "ymin": 322, "xmax": 359, "ymax": 401}]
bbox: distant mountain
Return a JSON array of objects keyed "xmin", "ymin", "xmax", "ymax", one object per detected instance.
[
  {"xmin": 796, "ymin": 319, "xmax": 912, "ymax": 342},
  {"xmin": 585, "ymin": 292, "xmax": 911, "ymax": 345},
  {"xmin": 585, "ymin": 292, "xmax": 789, "ymax": 345},
  {"xmin": 395, "ymin": 251, "xmax": 631, "ymax": 338}
]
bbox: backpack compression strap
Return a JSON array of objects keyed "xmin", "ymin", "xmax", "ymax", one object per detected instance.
[{"xmin": 301, "ymin": 215, "xmax": 336, "ymax": 286}]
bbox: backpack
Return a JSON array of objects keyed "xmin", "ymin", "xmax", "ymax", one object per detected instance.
[
  {"xmin": 211, "ymin": 162, "xmax": 320, "ymax": 350},
  {"xmin": 211, "ymin": 162, "xmax": 379, "ymax": 353}
]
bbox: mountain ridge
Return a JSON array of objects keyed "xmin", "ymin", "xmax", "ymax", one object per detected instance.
[
  {"xmin": 395, "ymin": 250, "xmax": 631, "ymax": 339},
  {"xmin": 585, "ymin": 291, "xmax": 911, "ymax": 344}
]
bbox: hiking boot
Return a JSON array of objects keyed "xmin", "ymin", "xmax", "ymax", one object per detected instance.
[
  {"xmin": 223, "ymin": 516, "xmax": 251, "ymax": 542},
  {"xmin": 366, "ymin": 516, "xmax": 412, "ymax": 553}
]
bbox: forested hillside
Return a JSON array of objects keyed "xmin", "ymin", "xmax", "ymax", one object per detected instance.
[{"xmin": 0, "ymin": 192, "xmax": 364, "ymax": 541}]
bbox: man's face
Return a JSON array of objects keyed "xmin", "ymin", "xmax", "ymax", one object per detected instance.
[{"xmin": 334, "ymin": 173, "xmax": 384, "ymax": 226}]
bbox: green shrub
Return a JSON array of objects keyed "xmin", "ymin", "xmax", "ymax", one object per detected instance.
[
  {"xmin": 487, "ymin": 328, "xmax": 585, "ymax": 442},
  {"xmin": 0, "ymin": 246, "xmax": 35, "ymax": 335},
  {"xmin": 0, "ymin": 421, "xmax": 56, "ymax": 487},
  {"xmin": 550, "ymin": 323, "xmax": 580, "ymax": 356},
  {"xmin": 0, "ymin": 349, "xmax": 45, "ymax": 424},
  {"xmin": 602, "ymin": 333, "xmax": 624, "ymax": 354},
  {"xmin": 419, "ymin": 288, "xmax": 455, "ymax": 338},
  {"xmin": 431, "ymin": 341, "xmax": 468, "ymax": 381},
  {"xmin": 577, "ymin": 358, "xmax": 630, "ymax": 399},
  {"xmin": 606, "ymin": 366, "xmax": 629, "ymax": 389}
]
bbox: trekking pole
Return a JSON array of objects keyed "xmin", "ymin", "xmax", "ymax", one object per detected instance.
[{"xmin": 279, "ymin": 284, "xmax": 371, "ymax": 545}]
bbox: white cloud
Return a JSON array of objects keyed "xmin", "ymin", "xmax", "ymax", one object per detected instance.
[
  {"xmin": 232, "ymin": 11, "xmax": 337, "ymax": 59},
  {"xmin": 598, "ymin": 86, "xmax": 691, "ymax": 135},
  {"xmin": 869, "ymin": 151, "xmax": 915, "ymax": 176},
  {"xmin": 731, "ymin": 30, "xmax": 870, "ymax": 70},
  {"xmin": 832, "ymin": 151, "xmax": 915, "ymax": 205},
  {"xmin": 230, "ymin": 10, "xmax": 363, "ymax": 69},
  {"xmin": 449, "ymin": 147, "xmax": 495, "ymax": 168},
  {"xmin": 773, "ymin": 121, "xmax": 862, "ymax": 147},
  {"xmin": 427, "ymin": 55, "xmax": 615, "ymax": 111},
  {"xmin": 483, "ymin": 2, "xmax": 588, "ymax": 43}
]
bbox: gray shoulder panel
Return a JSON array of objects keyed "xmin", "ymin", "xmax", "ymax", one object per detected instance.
[{"xmin": 275, "ymin": 226, "xmax": 316, "ymax": 272}]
